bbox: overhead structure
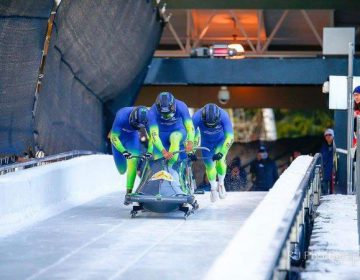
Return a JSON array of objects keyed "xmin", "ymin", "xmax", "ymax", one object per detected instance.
[
  {"xmin": 156, "ymin": 8, "xmax": 360, "ymax": 57},
  {"xmin": 164, "ymin": 0, "xmax": 360, "ymax": 9},
  {"xmin": 0, "ymin": 0, "xmax": 164, "ymax": 156}
]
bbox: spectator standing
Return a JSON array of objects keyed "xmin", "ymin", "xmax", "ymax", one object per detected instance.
[
  {"xmin": 320, "ymin": 128, "xmax": 337, "ymax": 194},
  {"xmin": 224, "ymin": 157, "xmax": 247, "ymax": 191},
  {"xmin": 353, "ymin": 86, "xmax": 360, "ymax": 146},
  {"xmin": 291, "ymin": 150, "xmax": 301, "ymax": 162},
  {"xmin": 353, "ymin": 86, "xmax": 360, "ymax": 118},
  {"xmin": 249, "ymin": 146, "xmax": 278, "ymax": 191}
]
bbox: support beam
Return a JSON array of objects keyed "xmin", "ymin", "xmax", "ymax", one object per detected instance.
[
  {"xmin": 329, "ymin": 10, "xmax": 334, "ymax": 27},
  {"xmin": 136, "ymin": 86, "xmax": 327, "ymax": 109},
  {"xmin": 167, "ymin": 21, "xmax": 186, "ymax": 52},
  {"xmin": 356, "ymin": 27, "xmax": 360, "ymax": 37},
  {"xmin": 185, "ymin": 10, "xmax": 192, "ymax": 52},
  {"xmin": 257, "ymin": 10, "xmax": 263, "ymax": 52},
  {"xmin": 229, "ymin": 10, "xmax": 256, "ymax": 52},
  {"xmin": 165, "ymin": 0, "xmax": 360, "ymax": 9},
  {"xmin": 161, "ymin": 36, "xmax": 273, "ymax": 42},
  {"xmin": 144, "ymin": 57, "xmax": 360, "ymax": 85},
  {"xmin": 301, "ymin": 10, "xmax": 323, "ymax": 47},
  {"xmin": 261, "ymin": 10, "xmax": 288, "ymax": 53},
  {"xmin": 192, "ymin": 11, "xmax": 217, "ymax": 48},
  {"xmin": 154, "ymin": 50, "xmax": 322, "ymax": 57}
]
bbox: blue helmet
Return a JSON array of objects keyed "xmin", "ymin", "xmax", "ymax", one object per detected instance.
[
  {"xmin": 202, "ymin": 103, "xmax": 220, "ymax": 128},
  {"xmin": 129, "ymin": 106, "xmax": 148, "ymax": 129},
  {"xmin": 353, "ymin": 86, "xmax": 360, "ymax": 95},
  {"xmin": 156, "ymin": 92, "xmax": 176, "ymax": 119}
]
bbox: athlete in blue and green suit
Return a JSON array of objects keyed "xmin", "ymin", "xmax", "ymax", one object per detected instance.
[
  {"xmin": 110, "ymin": 106, "xmax": 149, "ymax": 198},
  {"xmin": 192, "ymin": 103, "xmax": 234, "ymax": 202},
  {"xmin": 147, "ymin": 92, "xmax": 195, "ymax": 163}
]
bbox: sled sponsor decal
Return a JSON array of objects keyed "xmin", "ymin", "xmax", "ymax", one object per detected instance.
[{"xmin": 149, "ymin": 171, "xmax": 174, "ymax": 181}]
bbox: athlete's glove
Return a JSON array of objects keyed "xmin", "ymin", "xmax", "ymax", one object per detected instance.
[
  {"xmin": 122, "ymin": 151, "xmax": 132, "ymax": 159},
  {"xmin": 185, "ymin": 141, "xmax": 194, "ymax": 153},
  {"xmin": 162, "ymin": 149, "xmax": 173, "ymax": 160},
  {"xmin": 212, "ymin": 152, "xmax": 223, "ymax": 161},
  {"xmin": 188, "ymin": 153, "xmax": 197, "ymax": 162}
]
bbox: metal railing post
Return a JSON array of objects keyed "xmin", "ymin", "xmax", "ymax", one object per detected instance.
[
  {"xmin": 356, "ymin": 116, "xmax": 360, "ymax": 249},
  {"xmin": 347, "ymin": 42, "xmax": 355, "ymax": 194},
  {"xmin": 314, "ymin": 166, "xmax": 321, "ymax": 206}
]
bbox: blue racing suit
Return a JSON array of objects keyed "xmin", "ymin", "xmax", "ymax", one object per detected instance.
[
  {"xmin": 192, "ymin": 108, "xmax": 234, "ymax": 181},
  {"xmin": 110, "ymin": 107, "xmax": 144, "ymax": 191},
  {"xmin": 147, "ymin": 99, "xmax": 195, "ymax": 163}
]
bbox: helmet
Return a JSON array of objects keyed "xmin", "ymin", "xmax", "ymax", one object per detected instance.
[
  {"xmin": 156, "ymin": 92, "xmax": 176, "ymax": 119},
  {"xmin": 201, "ymin": 103, "xmax": 220, "ymax": 128},
  {"xmin": 129, "ymin": 106, "xmax": 148, "ymax": 129},
  {"xmin": 353, "ymin": 86, "xmax": 360, "ymax": 95}
]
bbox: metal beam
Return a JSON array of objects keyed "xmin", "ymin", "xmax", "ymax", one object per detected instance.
[
  {"xmin": 167, "ymin": 21, "xmax": 186, "ymax": 52},
  {"xmin": 161, "ymin": 36, "xmax": 280, "ymax": 41},
  {"xmin": 136, "ymin": 85, "xmax": 327, "ymax": 109},
  {"xmin": 356, "ymin": 27, "xmax": 360, "ymax": 37},
  {"xmin": 301, "ymin": 10, "xmax": 323, "ymax": 47},
  {"xmin": 261, "ymin": 10, "xmax": 288, "ymax": 53},
  {"xmin": 144, "ymin": 57, "xmax": 360, "ymax": 85},
  {"xmin": 229, "ymin": 10, "xmax": 256, "ymax": 52},
  {"xmin": 185, "ymin": 10, "xmax": 192, "ymax": 52},
  {"xmin": 257, "ymin": 10, "xmax": 263, "ymax": 52},
  {"xmin": 165, "ymin": 0, "xmax": 360, "ymax": 9},
  {"xmin": 192, "ymin": 11, "xmax": 217, "ymax": 48},
  {"xmin": 329, "ymin": 10, "xmax": 334, "ymax": 27},
  {"xmin": 154, "ymin": 50, "xmax": 323, "ymax": 57}
]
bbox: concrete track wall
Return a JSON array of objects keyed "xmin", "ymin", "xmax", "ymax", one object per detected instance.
[{"xmin": 0, "ymin": 155, "xmax": 124, "ymax": 237}]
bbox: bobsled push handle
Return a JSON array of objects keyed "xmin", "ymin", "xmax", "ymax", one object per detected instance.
[
  {"xmin": 127, "ymin": 155, "xmax": 145, "ymax": 159},
  {"xmin": 156, "ymin": 149, "xmax": 186, "ymax": 161},
  {"xmin": 158, "ymin": 146, "xmax": 210, "ymax": 160},
  {"xmin": 193, "ymin": 146, "xmax": 210, "ymax": 152}
]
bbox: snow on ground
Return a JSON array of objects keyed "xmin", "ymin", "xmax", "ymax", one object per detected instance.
[{"xmin": 302, "ymin": 195, "xmax": 360, "ymax": 280}]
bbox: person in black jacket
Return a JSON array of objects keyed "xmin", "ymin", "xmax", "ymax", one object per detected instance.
[
  {"xmin": 320, "ymin": 128, "xmax": 337, "ymax": 194},
  {"xmin": 250, "ymin": 146, "xmax": 278, "ymax": 191}
]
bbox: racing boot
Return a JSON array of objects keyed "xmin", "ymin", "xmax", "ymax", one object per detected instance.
[
  {"xmin": 210, "ymin": 180, "xmax": 218, "ymax": 203},
  {"xmin": 124, "ymin": 188, "xmax": 133, "ymax": 205},
  {"xmin": 218, "ymin": 184, "xmax": 227, "ymax": 199}
]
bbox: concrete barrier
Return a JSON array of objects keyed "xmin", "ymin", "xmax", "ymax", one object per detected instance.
[
  {"xmin": 0, "ymin": 155, "xmax": 124, "ymax": 237},
  {"xmin": 206, "ymin": 155, "xmax": 315, "ymax": 280}
]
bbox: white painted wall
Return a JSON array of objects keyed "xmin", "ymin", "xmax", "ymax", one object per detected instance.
[{"xmin": 0, "ymin": 155, "xmax": 125, "ymax": 237}]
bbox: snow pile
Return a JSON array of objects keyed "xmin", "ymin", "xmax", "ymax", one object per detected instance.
[
  {"xmin": 206, "ymin": 155, "xmax": 314, "ymax": 280},
  {"xmin": 302, "ymin": 195, "xmax": 360, "ymax": 280},
  {"xmin": 0, "ymin": 155, "xmax": 126, "ymax": 238}
]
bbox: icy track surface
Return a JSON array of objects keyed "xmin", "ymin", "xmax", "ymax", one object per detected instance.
[
  {"xmin": 302, "ymin": 195, "xmax": 360, "ymax": 280},
  {"xmin": 0, "ymin": 191, "xmax": 265, "ymax": 280}
]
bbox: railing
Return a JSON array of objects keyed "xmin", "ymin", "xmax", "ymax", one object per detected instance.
[
  {"xmin": 270, "ymin": 153, "xmax": 322, "ymax": 279},
  {"xmin": 356, "ymin": 117, "xmax": 360, "ymax": 248},
  {"xmin": 206, "ymin": 155, "xmax": 322, "ymax": 280},
  {"xmin": 0, "ymin": 150, "xmax": 99, "ymax": 176}
]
